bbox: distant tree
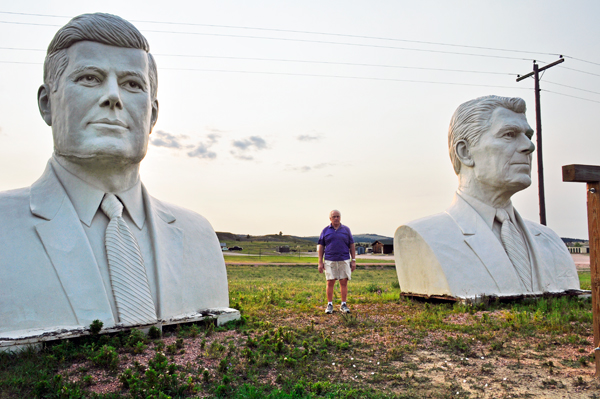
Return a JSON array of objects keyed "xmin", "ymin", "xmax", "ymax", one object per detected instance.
[
  {"xmin": 246, "ymin": 234, "xmax": 250, "ymax": 239},
  {"xmin": 279, "ymin": 231, "xmax": 283, "ymax": 236}
]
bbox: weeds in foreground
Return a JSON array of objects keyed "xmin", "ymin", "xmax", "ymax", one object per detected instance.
[{"xmin": 0, "ymin": 266, "xmax": 595, "ymax": 399}]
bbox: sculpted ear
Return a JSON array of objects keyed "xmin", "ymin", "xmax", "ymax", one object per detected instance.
[
  {"xmin": 37, "ymin": 85, "xmax": 53, "ymax": 126},
  {"xmin": 455, "ymin": 139, "xmax": 474, "ymax": 167},
  {"xmin": 149, "ymin": 99, "xmax": 159, "ymax": 134}
]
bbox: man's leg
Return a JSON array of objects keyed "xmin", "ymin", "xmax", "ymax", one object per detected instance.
[
  {"xmin": 339, "ymin": 278, "xmax": 348, "ymax": 302},
  {"xmin": 327, "ymin": 279, "xmax": 336, "ymax": 302}
]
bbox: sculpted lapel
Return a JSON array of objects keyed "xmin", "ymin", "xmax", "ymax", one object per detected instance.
[
  {"xmin": 446, "ymin": 194, "xmax": 523, "ymax": 294},
  {"xmin": 142, "ymin": 186, "xmax": 184, "ymax": 319},
  {"xmin": 30, "ymin": 163, "xmax": 115, "ymax": 327}
]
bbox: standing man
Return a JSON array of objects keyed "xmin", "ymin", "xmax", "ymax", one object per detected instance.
[{"xmin": 318, "ymin": 210, "xmax": 356, "ymax": 314}]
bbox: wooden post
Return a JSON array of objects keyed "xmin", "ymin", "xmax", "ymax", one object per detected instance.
[{"xmin": 563, "ymin": 164, "xmax": 600, "ymax": 377}]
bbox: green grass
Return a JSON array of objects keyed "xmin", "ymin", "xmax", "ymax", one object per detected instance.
[
  {"xmin": 579, "ymin": 271, "xmax": 591, "ymax": 290},
  {"xmin": 223, "ymin": 254, "xmax": 394, "ymax": 264},
  {"xmin": 0, "ymin": 267, "xmax": 594, "ymax": 399}
]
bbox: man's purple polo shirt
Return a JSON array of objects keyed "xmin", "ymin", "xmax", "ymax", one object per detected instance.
[{"xmin": 318, "ymin": 224, "xmax": 354, "ymax": 261}]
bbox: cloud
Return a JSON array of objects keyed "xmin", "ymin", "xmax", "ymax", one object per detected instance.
[
  {"xmin": 285, "ymin": 162, "xmax": 334, "ymax": 173},
  {"xmin": 230, "ymin": 135, "xmax": 268, "ymax": 160},
  {"xmin": 232, "ymin": 136, "xmax": 267, "ymax": 150},
  {"xmin": 297, "ymin": 134, "xmax": 320, "ymax": 142},
  {"xmin": 151, "ymin": 130, "xmax": 221, "ymax": 160},
  {"xmin": 188, "ymin": 143, "xmax": 217, "ymax": 159},
  {"xmin": 231, "ymin": 151, "xmax": 254, "ymax": 161},
  {"xmin": 151, "ymin": 130, "xmax": 186, "ymax": 149},
  {"xmin": 206, "ymin": 127, "xmax": 226, "ymax": 134}
]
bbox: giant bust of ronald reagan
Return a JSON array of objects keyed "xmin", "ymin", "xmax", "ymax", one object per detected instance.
[
  {"xmin": 394, "ymin": 95, "xmax": 580, "ymax": 299},
  {"xmin": 0, "ymin": 13, "xmax": 231, "ymax": 339}
]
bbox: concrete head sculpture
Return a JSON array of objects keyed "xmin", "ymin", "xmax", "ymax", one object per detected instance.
[
  {"xmin": 394, "ymin": 95, "xmax": 580, "ymax": 299},
  {"xmin": 0, "ymin": 13, "xmax": 235, "ymax": 348}
]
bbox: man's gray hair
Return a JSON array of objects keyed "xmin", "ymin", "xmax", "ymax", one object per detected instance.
[
  {"xmin": 44, "ymin": 13, "xmax": 158, "ymax": 100},
  {"xmin": 329, "ymin": 209, "xmax": 341, "ymax": 217},
  {"xmin": 448, "ymin": 95, "xmax": 527, "ymax": 175}
]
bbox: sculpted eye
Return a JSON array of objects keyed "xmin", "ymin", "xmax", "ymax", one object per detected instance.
[
  {"xmin": 125, "ymin": 80, "xmax": 144, "ymax": 91},
  {"xmin": 76, "ymin": 75, "xmax": 100, "ymax": 84}
]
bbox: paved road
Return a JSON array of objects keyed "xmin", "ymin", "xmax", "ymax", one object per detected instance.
[{"xmin": 572, "ymin": 253, "xmax": 590, "ymax": 269}]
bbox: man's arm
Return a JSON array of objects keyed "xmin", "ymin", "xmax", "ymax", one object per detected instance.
[
  {"xmin": 349, "ymin": 243, "xmax": 356, "ymax": 271},
  {"xmin": 318, "ymin": 244, "xmax": 325, "ymax": 273}
]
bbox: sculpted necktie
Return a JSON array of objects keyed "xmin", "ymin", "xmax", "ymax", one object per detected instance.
[
  {"xmin": 101, "ymin": 193, "xmax": 157, "ymax": 325},
  {"xmin": 495, "ymin": 208, "xmax": 533, "ymax": 291}
]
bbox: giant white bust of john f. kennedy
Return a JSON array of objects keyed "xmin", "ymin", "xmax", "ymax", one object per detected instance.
[
  {"xmin": 394, "ymin": 95, "xmax": 580, "ymax": 299},
  {"xmin": 0, "ymin": 13, "xmax": 229, "ymax": 337}
]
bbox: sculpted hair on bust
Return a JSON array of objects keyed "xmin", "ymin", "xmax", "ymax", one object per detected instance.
[
  {"xmin": 44, "ymin": 13, "xmax": 158, "ymax": 100},
  {"xmin": 448, "ymin": 95, "xmax": 526, "ymax": 175}
]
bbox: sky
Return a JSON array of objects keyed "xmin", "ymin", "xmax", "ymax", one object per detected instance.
[{"xmin": 1, "ymin": 1, "xmax": 599, "ymax": 238}]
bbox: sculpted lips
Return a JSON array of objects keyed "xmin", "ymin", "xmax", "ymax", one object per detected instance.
[{"xmin": 89, "ymin": 118, "xmax": 128, "ymax": 128}]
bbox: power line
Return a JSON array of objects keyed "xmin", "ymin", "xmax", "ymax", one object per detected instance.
[
  {"xmin": 5, "ymin": 11, "xmax": 600, "ymax": 69},
  {"xmin": 0, "ymin": 20, "xmax": 59, "ymax": 28},
  {"xmin": 544, "ymin": 80, "xmax": 600, "ymax": 96},
  {"xmin": 544, "ymin": 89, "xmax": 600, "ymax": 104},
  {"xmin": 0, "ymin": 46, "xmax": 519, "ymax": 75},
  {"xmin": 160, "ymin": 66, "xmax": 531, "ymax": 89},
  {"xmin": 0, "ymin": 11, "xmax": 562, "ymax": 58},
  {"xmin": 0, "ymin": 61, "xmax": 38, "ymax": 65},
  {"xmin": 0, "ymin": 46, "xmax": 44, "ymax": 51},
  {"xmin": 564, "ymin": 56, "xmax": 600, "ymax": 67},
  {"xmin": 560, "ymin": 66, "xmax": 600, "ymax": 78},
  {"xmin": 0, "ymin": 58, "xmax": 526, "ymax": 88},
  {"xmin": 155, "ymin": 53, "xmax": 517, "ymax": 75},
  {"xmin": 0, "ymin": 20, "xmax": 540, "ymax": 62}
]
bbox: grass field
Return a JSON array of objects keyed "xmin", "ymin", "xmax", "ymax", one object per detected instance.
[
  {"xmin": 0, "ymin": 266, "xmax": 596, "ymax": 398},
  {"xmin": 223, "ymin": 254, "xmax": 394, "ymax": 264}
]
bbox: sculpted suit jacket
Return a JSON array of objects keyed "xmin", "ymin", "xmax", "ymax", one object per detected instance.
[
  {"xmin": 0, "ymin": 162, "xmax": 229, "ymax": 336},
  {"xmin": 394, "ymin": 194, "xmax": 580, "ymax": 299}
]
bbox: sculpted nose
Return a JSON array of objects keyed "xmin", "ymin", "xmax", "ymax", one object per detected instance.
[
  {"xmin": 519, "ymin": 133, "xmax": 535, "ymax": 155},
  {"xmin": 99, "ymin": 78, "xmax": 123, "ymax": 110}
]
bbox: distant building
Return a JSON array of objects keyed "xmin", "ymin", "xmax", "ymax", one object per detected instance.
[
  {"xmin": 356, "ymin": 246, "xmax": 366, "ymax": 255},
  {"xmin": 567, "ymin": 244, "xmax": 589, "ymax": 254},
  {"xmin": 372, "ymin": 239, "xmax": 393, "ymax": 254},
  {"xmin": 277, "ymin": 246, "xmax": 290, "ymax": 253}
]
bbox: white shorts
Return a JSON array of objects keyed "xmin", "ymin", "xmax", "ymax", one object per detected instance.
[{"xmin": 324, "ymin": 260, "xmax": 352, "ymax": 281}]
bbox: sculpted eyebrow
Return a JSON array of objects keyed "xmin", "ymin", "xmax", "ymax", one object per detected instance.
[
  {"xmin": 497, "ymin": 124, "xmax": 525, "ymax": 134},
  {"xmin": 68, "ymin": 66, "xmax": 105, "ymax": 79},
  {"xmin": 119, "ymin": 71, "xmax": 148, "ymax": 85}
]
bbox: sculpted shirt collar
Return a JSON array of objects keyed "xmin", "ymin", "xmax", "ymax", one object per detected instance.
[
  {"xmin": 456, "ymin": 190, "xmax": 516, "ymax": 229},
  {"xmin": 50, "ymin": 156, "xmax": 146, "ymax": 229}
]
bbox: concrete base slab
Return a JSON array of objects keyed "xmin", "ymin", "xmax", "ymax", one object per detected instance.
[{"xmin": 0, "ymin": 307, "xmax": 240, "ymax": 352}]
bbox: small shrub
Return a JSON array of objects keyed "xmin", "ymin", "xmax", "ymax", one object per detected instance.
[
  {"xmin": 89, "ymin": 320, "xmax": 103, "ymax": 335},
  {"xmin": 148, "ymin": 326, "xmax": 162, "ymax": 339},
  {"xmin": 126, "ymin": 329, "xmax": 148, "ymax": 347},
  {"xmin": 205, "ymin": 322, "xmax": 215, "ymax": 337},
  {"xmin": 90, "ymin": 345, "xmax": 119, "ymax": 371},
  {"xmin": 365, "ymin": 283, "xmax": 381, "ymax": 293},
  {"xmin": 133, "ymin": 341, "xmax": 147, "ymax": 354}
]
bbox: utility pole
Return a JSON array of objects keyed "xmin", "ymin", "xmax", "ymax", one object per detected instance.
[{"xmin": 516, "ymin": 57, "xmax": 565, "ymax": 226}]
